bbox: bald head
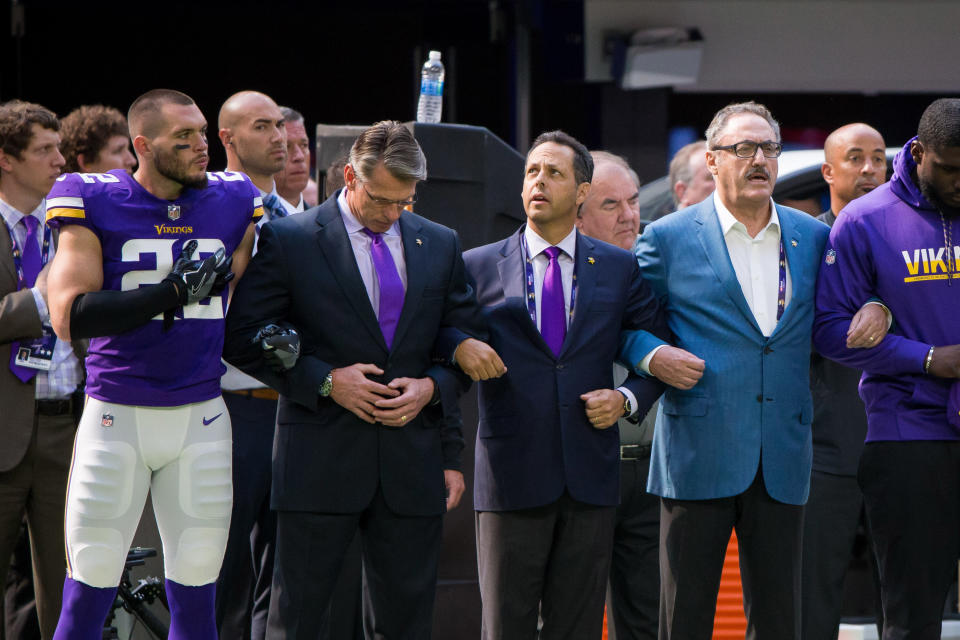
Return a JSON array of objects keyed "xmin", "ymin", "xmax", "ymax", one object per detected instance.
[
  {"xmin": 218, "ymin": 91, "xmax": 286, "ymax": 191},
  {"xmin": 822, "ymin": 123, "xmax": 886, "ymax": 215},
  {"xmin": 577, "ymin": 151, "xmax": 641, "ymax": 250},
  {"xmin": 218, "ymin": 91, "xmax": 281, "ymax": 130}
]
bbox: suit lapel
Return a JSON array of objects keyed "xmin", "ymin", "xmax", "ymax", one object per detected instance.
[
  {"xmin": 313, "ymin": 200, "xmax": 387, "ymax": 351},
  {"xmin": 695, "ymin": 202, "xmax": 763, "ymax": 335},
  {"xmin": 561, "ymin": 231, "xmax": 597, "ymax": 356},
  {"xmin": 771, "ymin": 205, "xmax": 805, "ymax": 335},
  {"xmin": 0, "ymin": 221, "xmax": 16, "ymax": 286},
  {"xmin": 497, "ymin": 228, "xmax": 553, "ymax": 356},
  {"xmin": 390, "ymin": 213, "xmax": 425, "ymax": 349}
]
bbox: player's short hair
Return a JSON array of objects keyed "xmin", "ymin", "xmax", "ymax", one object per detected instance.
[
  {"xmin": 529, "ymin": 130, "xmax": 593, "ymax": 185},
  {"xmin": 669, "ymin": 140, "xmax": 708, "ymax": 204},
  {"xmin": 349, "ymin": 120, "xmax": 426, "ymax": 183},
  {"xmin": 918, "ymin": 98, "xmax": 960, "ymax": 151},
  {"xmin": 0, "ymin": 100, "xmax": 58, "ymax": 160},
  {"xmin": 590, "ymin": 150, "xmax": 640, "ymax": 188},
  {"xmin": 59, "ymin": 105, "xmax": 129, "ymax": 173},
  {"xmin": 128, "ymin": 89, "xmax": 195, "ymax": 139},
  {"xmin": 279, "ymin": 106, "xmax": 304, "ymax": 125},
  {"xmin": 705, "ymin": 101, "xmax": 780, "ymax": 149}
]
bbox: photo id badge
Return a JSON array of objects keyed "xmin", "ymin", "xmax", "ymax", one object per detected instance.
[{"xmin": 14, "ymin": 324, "xmax": 56, "ymax": 371}]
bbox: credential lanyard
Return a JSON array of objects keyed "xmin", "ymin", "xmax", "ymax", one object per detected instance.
[
  {"xmin": 3, "ymin": 217, "xmax": 52, "ymax": 290},
  {"xmin": 520, "ymin": 232, "xmax": 578, "ymax": 328},
  {"xmin": 776, "ymin": 238, "xmax": 786, "ymax": 322}
]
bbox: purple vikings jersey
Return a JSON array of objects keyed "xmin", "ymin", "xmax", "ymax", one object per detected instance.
[{"xmin": 46, "ymin": 169, "xmax": 263, "ymax": 407}]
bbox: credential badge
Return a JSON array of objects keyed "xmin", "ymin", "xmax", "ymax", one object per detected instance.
[
  {"xmin": 825, "ymin": 249, "xmax": 836, "ymax": 265},
  {"xmin": 167, "ymin": 205, "xmax": 181, "ymax": 221}
]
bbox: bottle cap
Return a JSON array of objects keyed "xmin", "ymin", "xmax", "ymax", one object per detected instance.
[{"xmin": 428, "ymin": 50, "xmax": 441, "ymax": 60}]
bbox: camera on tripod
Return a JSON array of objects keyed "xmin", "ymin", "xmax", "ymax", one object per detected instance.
[{"xmin": 103, "ymin": 547, "xmax": 168, "ymax": 639}]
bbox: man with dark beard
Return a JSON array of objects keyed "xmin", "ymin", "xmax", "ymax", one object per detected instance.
[
  {"xmin": 814, "ymin": 98, "xmax": 960, "ymax": 640},
  {"xmin": 44, "ymin": 89, "xmax": 259, "ymax": 639}
]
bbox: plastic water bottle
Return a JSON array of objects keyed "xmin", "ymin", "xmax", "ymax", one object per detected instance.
[{"xmin": 416, "ymin": 50, "xmax": 445, "ymax": 123}]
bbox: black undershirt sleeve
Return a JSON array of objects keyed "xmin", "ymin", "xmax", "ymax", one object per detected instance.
[{"xmin": 69, "ymin": 281, "xmax": 181, "ymax": 339}]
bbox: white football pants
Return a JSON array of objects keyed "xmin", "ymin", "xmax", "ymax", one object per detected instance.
[{"xmin": 64, "ymin": 396, "xmax": 232, "ymax": 587}]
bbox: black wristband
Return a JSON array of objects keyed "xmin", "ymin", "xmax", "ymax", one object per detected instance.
[{"xmin": 69, "ymin": 281, "xmax": 180, "ymax": 339}]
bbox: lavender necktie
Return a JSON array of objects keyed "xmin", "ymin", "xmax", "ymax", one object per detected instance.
[
  {"xmin": 9, "ymin": 216, "xmax": 42, "ymax": 382},
  {"xmin": 362, "ymin": 228, "xmax": 404, "ymax": 349},
  {"xmin": 540, "ymin": 246, "xmax": 566, "ymax": 356}
]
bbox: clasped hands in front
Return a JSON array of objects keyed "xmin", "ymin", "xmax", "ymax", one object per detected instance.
[{"xmin": 330, "ymin": 363, "xmax": 435, "ymax": 427}]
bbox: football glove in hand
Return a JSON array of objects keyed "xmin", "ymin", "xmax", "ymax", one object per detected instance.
[
  {"xmin": 210, "ymin": 253, "xmax": 235, "ymax": 296},
  {"xmin": 254, "ymin": 324, "xmax": 301, "ymax": 372},
  {"xmin": 162, "ymin": 239, "xmax": 227, "ymax": 305}
]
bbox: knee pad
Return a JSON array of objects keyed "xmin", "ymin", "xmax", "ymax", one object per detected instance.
[
  {"xmin": 67, "ymin": 527, "xmax": 125, "ymax": 588},
  {"xmin": 178, "ymin": 440, "xmax": 232, "ymax": 520},
  {"xmin": 166, "ymin": 527, "xmax": 229, "ymax": 586},
  {"xmin": 68, "ymin": 440, "xmax": 137, "ymax": 520}
]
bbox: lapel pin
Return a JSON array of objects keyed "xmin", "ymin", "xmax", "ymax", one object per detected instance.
[
  {"xmin": 416, "ymin": 238, "xmax": 423, "ymax": 246},
  {"xmin": 587, "ymin": 257, "xmax": 595, "ymax": 264},
  {"xmin": 791, "ymin": 239, "xmax": 798, "ymax": 247}
]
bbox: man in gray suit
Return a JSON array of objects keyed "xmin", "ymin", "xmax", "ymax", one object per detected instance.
[{"xmin": 0, "ymin": 100, "xmax": 84, "ymax": 639}]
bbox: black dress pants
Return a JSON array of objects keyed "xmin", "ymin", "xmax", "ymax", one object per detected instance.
[{"xmin": 659, "ymin": 468, "xmax": 803, "ymax": 640}]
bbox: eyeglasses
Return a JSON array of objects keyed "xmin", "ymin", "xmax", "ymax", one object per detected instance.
[
  {"xmin": 712, "ymin": 140, "xmax": 783, "ymax": 159},
  {"xmin": 362, "ymin": 183, "xmax": 417, "ymax": 208}
]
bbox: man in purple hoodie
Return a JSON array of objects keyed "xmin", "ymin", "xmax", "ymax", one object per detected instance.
[{"xmin": 814, "ymin": 98, "xmax": 960, "ymax": 640}]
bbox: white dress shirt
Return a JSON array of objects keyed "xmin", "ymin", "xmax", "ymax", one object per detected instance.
[
  {"xmin": 713, "ymin": 192, "xmax": 792, "ymax": 337},
  {"xmin": 0, "ymin": 197, "xmax": 83, "ymax": 400},
  {"xmin": 337, "ymin": 189, "xmax": 407, "ymax": 316},
  {"xmin": 279, "ymin": 194, "xmax": 305, "ymax": 215},
  {"xmin": 525, "ymin": 225, "xmax": 638, "ymax": 416}
]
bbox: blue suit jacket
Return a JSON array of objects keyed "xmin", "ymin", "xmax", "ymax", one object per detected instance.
[
  {"xmin": 461, "ymin": 228, "xmax": 669, "ymax": 511},
  {"xmin": 622, "ymin": 200, "xmax": 829, "ymax": 505}
]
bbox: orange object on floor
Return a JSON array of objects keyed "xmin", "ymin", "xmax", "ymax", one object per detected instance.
[
  {"xmin": 713, "ymin": 531, "xmax": 748, "ymax": 639},
  {"xmin": 602, "ymin": 606, "xmax": 609, "ymax": 640}
]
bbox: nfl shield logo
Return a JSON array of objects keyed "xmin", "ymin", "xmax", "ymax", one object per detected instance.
[
  {"xmin": 101, "ymin": 413, "xmax": 114, "ymax": 427},
  {"xmin": 167, "ymin": 205, "xmax": 181, "ymax": 221},
  {"xmin": 825, "ymin": 249, "xmax": 836, "ymax": 265}
]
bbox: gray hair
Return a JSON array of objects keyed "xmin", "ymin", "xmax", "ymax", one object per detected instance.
[
  {"xmin": 668, "ymin": 140, "xmax": 707, "ymax": 204},
  {"xmin": 279, "ymin": 106, "xmax": 304, "ymax": 125},
  {"xmin": 349, "ymin": 120, "xmax": 426, "ymax": 182},
  {"xmin": 589, "ymin": 150, "xmax": 640, "ymax": 188},
  {"xmin": 705, "ymin": 101, "xmax": 780, "ymax": 149}
]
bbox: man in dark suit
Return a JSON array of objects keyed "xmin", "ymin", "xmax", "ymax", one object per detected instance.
[
  {"xmin": 223, "ymin": 120, "xmax": 486, "ymax": 640},
  {"xmin": 450, "ymin": 130, "xmax": 670, "ymax": 639}
]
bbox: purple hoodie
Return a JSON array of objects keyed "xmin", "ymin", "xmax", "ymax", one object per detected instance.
[{"xmin": 813, "ymin": 138, "xmax": 959, "ymax": 441}]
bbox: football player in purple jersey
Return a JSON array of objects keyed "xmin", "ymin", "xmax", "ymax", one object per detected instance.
[{"xmin": 44, "ymin": 89, "xmax": 261, "ymax": 640}]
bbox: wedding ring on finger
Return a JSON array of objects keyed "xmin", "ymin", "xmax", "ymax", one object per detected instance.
[{"xmin": 400, "ymin": 415, "xmax": 407, "ymax": 423}]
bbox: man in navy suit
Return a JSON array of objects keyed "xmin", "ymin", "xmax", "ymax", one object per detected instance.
[
  {"xmin": 450, "ymin": 130, "xmax": 670, "ymax": 639},
  {"xmin": 223, "ymin": 121, "xmax": 485, "ymax": 640}
]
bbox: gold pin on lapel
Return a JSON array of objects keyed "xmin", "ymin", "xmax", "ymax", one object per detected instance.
[
  {"xmin": 416, "ymin": 238, "xmax": 423, "ymax": 246},
  {"xmin": 791, "ymin": 239, "xmax": 798, "ymax": 247},
  {"xmin": 587, "ymin": 257, "xmax": 595, "ymax": 264}
]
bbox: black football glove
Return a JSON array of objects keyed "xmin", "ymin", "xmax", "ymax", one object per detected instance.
[
  {"xmin": 210, "ymin": 253, "xmax": 235, "ymax": 296},
  {"xmin": 254, "ymin": 324, "xmax": 301, "ymax": 372},
  {"xmin": 163, "ymin": 239, "xmax": 226, "ymax": 305}
]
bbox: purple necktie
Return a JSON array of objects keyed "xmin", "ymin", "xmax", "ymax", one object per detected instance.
[
  {"xmin": 10, "ymin": 216, "xmax": 42, "ymax": 382},
  {"xmin": 362, "ymin": 228, "xmax": 404, "ymax": 349},
  {"xmin": 540, "ymin": 246, "xmax": 566, "ymax": 356}
]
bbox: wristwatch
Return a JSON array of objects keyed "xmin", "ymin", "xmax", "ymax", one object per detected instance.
[
  {"xmin": 320, "ymin": 372, "xmax": 333, "ymax": 397},
  {"xmin": 621, "ymin": 393, "xmax": 632, "ymax": 418}
]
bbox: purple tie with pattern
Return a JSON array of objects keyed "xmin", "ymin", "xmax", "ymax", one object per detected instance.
[
  {"xmin": 540, "ymin": 246, "xmax": 566, "ymax": 356},
  {"xmin": 362, "ymin": 228, "xmax": 404, "ymax": 349},
  {"xmin": 10, "ymin": 216, "xmax": 42, "ymax": 382}
]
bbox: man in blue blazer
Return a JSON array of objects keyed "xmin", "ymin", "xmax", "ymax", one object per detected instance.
[
  {"xmin": 622, "ymin": 102, "xmax": 831, "ymax": 640},
  {"xmin": 450, "ymin": 131, "xmax": 671, "ymax": 639}
]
